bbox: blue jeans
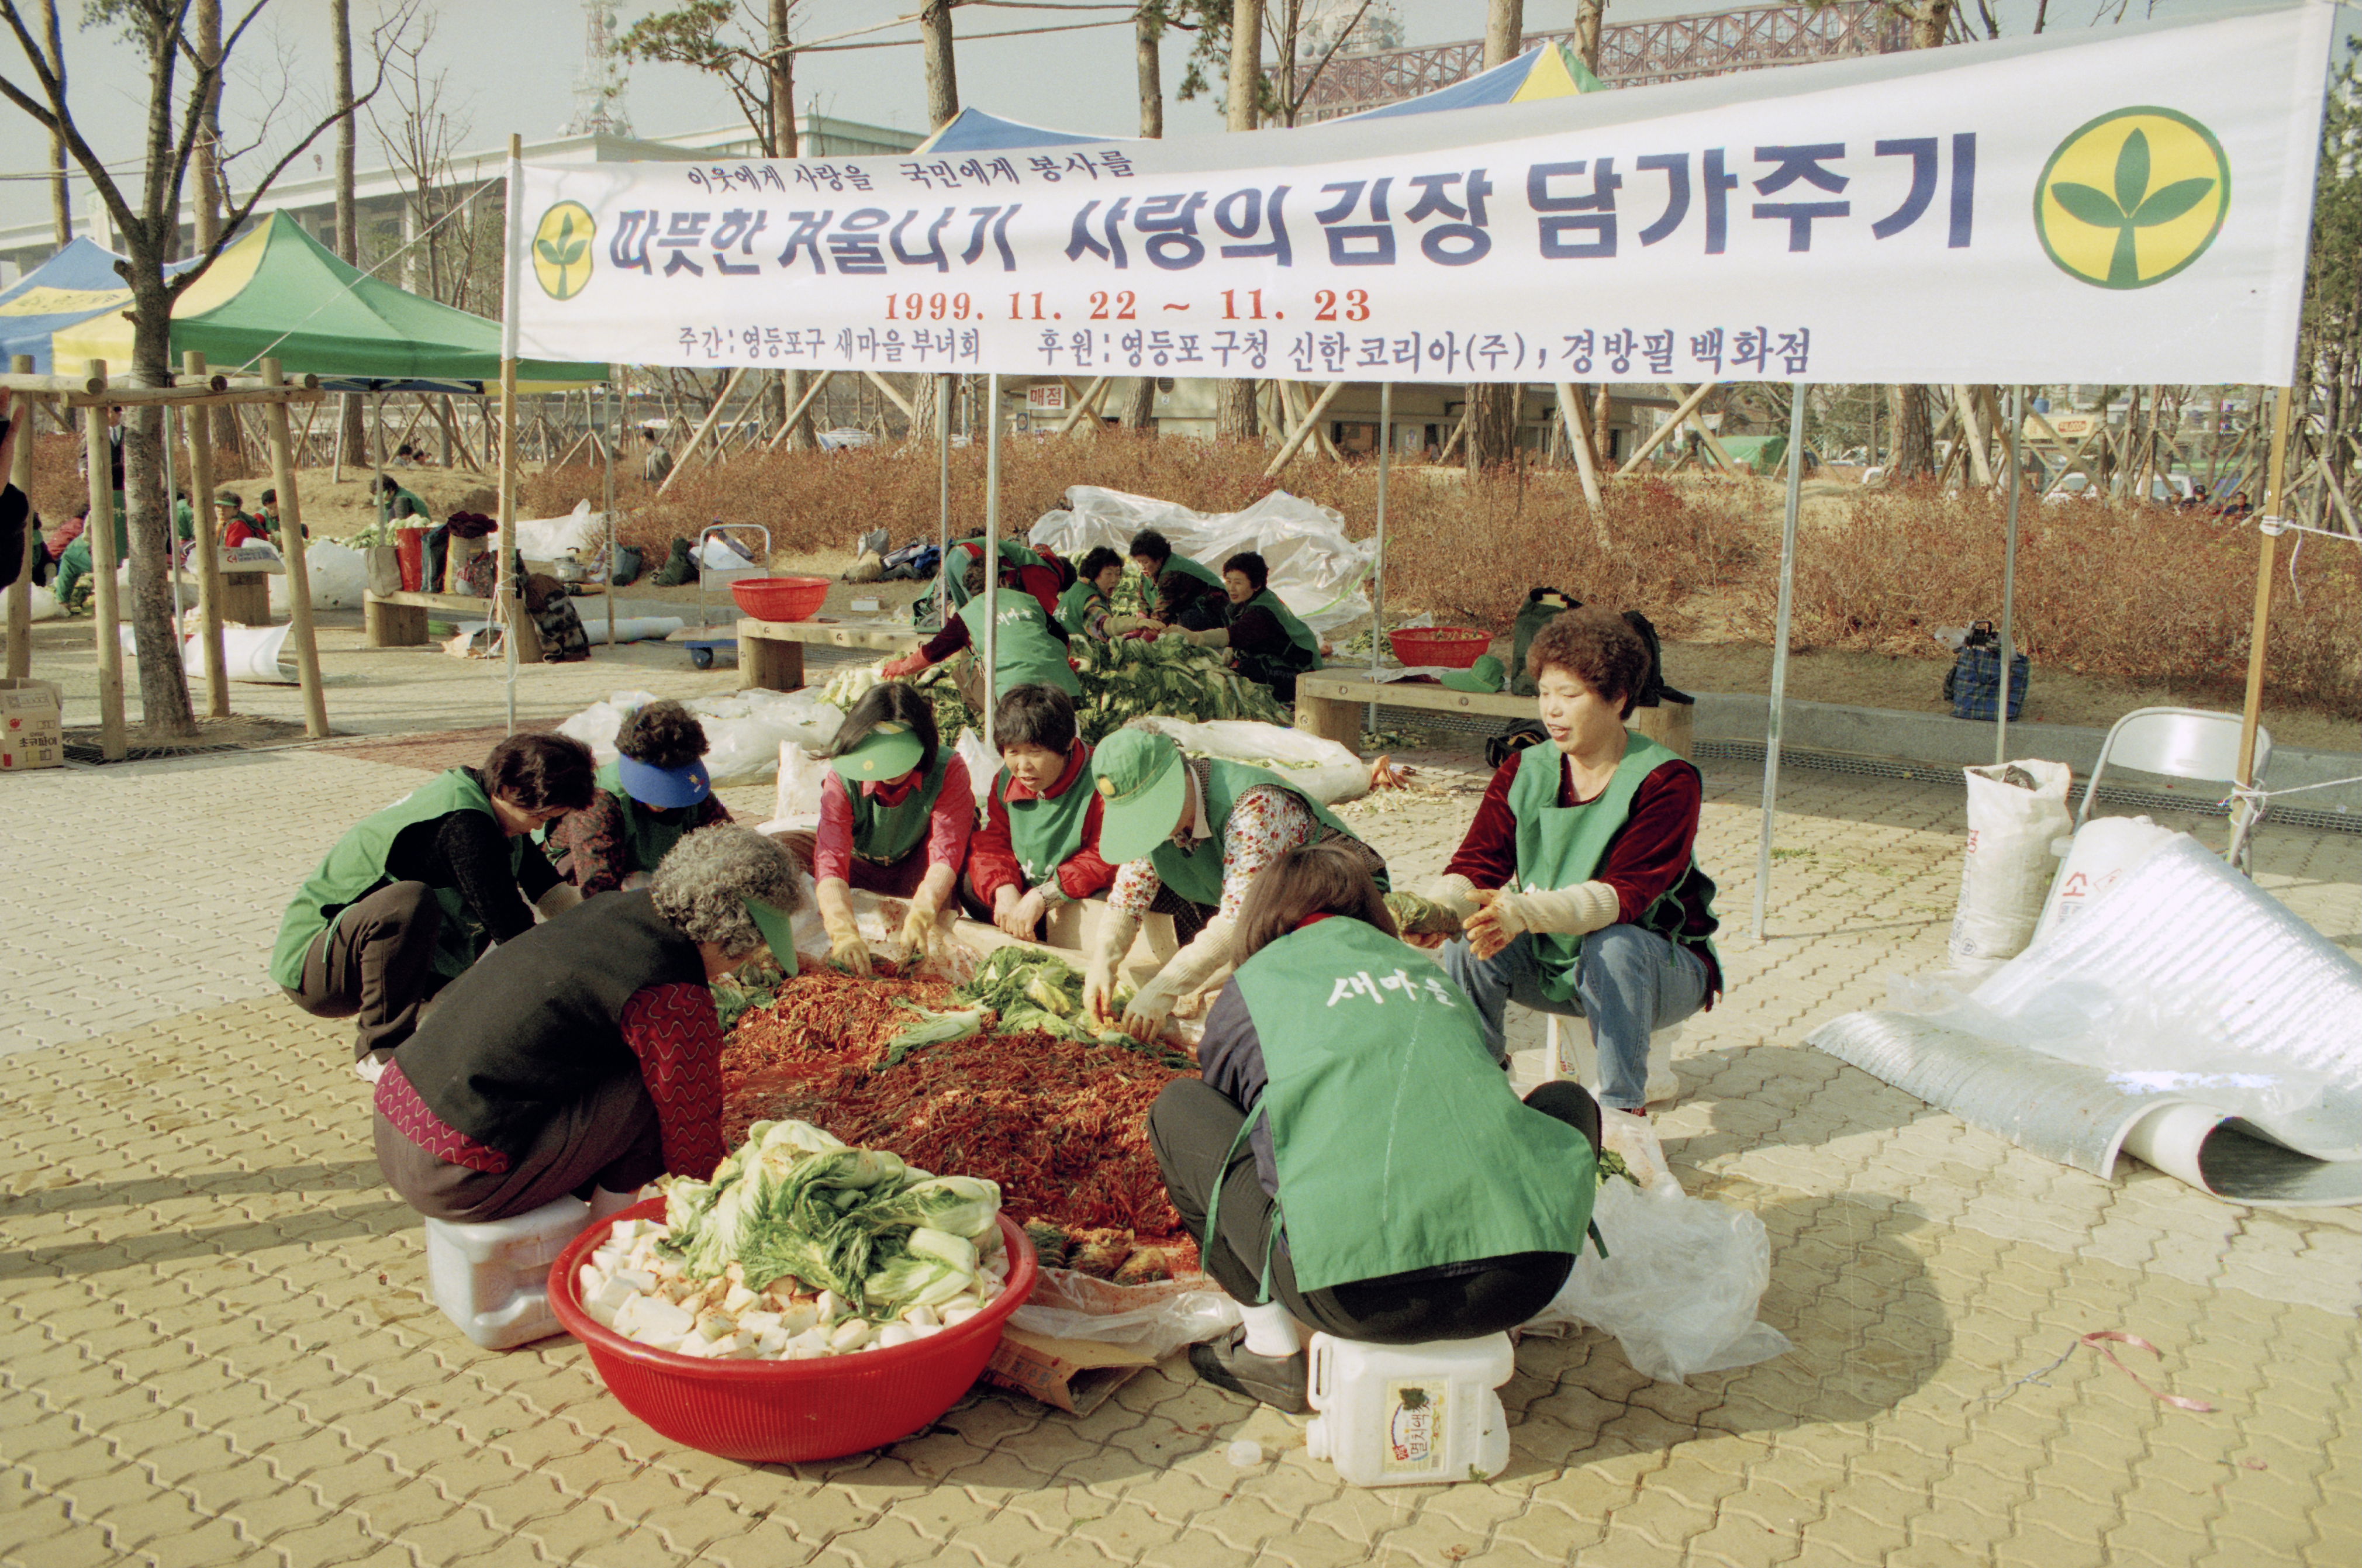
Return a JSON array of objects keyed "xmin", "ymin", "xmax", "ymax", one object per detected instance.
[{"xmin": 1441, "ymin": 924, "xmax": 1711, "ymax": 1112}]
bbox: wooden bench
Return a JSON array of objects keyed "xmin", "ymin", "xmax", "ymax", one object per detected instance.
[
  {"xmin": 364, "ymin": 589, "xmax": 543, "ymax": 661},
  {"xmin": 1295, "ymin": 670, "xmax": 1694, "ymax": 757},
  {"xmin": 737, "ymin": 616, "xmax": 926, "ymax": 691}
]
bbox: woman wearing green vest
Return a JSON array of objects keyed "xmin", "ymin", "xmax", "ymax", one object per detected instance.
[
  {"xmin": 1055, "ymin": 547, "xmax": 1127, "ymax": 642},
  {"xmin": 1163, "ymin": 551, "xmax": 1324, "ymax": 702},
  {"xmin": 1081, "ymin": 726, "xmax": 1389, "ymax": 1044},
  {"xmin": 547, "ymin": 700, "xmax": 733, "ymax": 896},
  {"xmin": 880, "ymin": 553, "xmax": 1082, "ymax": 706},
  {"xmin": 1127, "ymin": 528, "xmax": 1227, "ymax": 631},
  {"xmin": 1149, "ymin": 842, "xmax": 1603, "ymax": 1411},
  {"xmin": 272, "ymin": 733, "xmax": 598, "ymax": 1080},
  {"xmin": 962, "ymin": 684, "xmax": 1118, "ymax": 940},
  {"xmin": 1425, "ymin": 607, "xmax": 1721, "ymax": 1196},
  {"xmin": 811, "ymin": 683, "xmax": 974, "ymax": 976}
]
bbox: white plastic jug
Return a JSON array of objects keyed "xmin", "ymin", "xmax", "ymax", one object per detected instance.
[
  {"xmin": 1304, "ymin": 1332, "xmax": 1515, "ymax": 1488},
  {"xmin": 424, "ymin": 1196, "xmax": 593, "ymax": 1349}
]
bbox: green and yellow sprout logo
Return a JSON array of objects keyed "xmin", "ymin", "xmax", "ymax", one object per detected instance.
[
  {"xmin": 2035, "ymin": 108, "xmax": 2229, "ymax": 289},
  {"xmin": 532, "ymin": 201, "xmax": 596, "ymax": 300}
]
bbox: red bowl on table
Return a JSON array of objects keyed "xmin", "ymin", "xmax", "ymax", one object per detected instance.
[
  {"xmin": 549, "ymin": 1199, "xmax": 1038, "ymax": 1463},
  {"xmin": 1388, "ymin": 627, "xmax": 1494, "ymax": 668},
  {"xmin": 731, "ymin": 576, "xmax": 829, "ymax": 622}
]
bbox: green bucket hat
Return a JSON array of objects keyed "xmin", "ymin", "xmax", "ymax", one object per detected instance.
[
  {"xmin": 741, "ymin": 898, "xmax": 802, "ymax": 970},
  {"xmin": 1439, "ymin": 653, "xmax": 1506, "ymax": 694},
  {"xmin": 1089, "ymin": 728, "xmax": 1190, "ymax": 867},
  {"xmin": 830, "ymin": 720, "xmax": 925, "ymax": 785}
]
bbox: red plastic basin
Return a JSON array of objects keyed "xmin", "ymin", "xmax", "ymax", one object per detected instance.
[
  {"xmin": 549, "ymin": 1199, "xmax": 1038, "ymax": 1463},
  {"xmin": 1388, "ymin": 627, "xmax": 1493, "ymax": 668},
  {"xmin": 731, "ymin": 576, "xmax": 828, "ymax": 622}
]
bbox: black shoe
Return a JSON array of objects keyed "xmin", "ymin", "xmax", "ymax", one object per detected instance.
[{"xmin": 1188, "ymin": 1329, "xmax": 1308, "ymax": 1413}]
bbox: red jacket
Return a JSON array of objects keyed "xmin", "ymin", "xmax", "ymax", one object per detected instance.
[{"xmin": 966, "ymin": 739, "xmax": 1116, "ymax": 906}]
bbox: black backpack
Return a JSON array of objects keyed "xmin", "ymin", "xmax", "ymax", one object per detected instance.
[{"xmin": 1509, "ymin": 588, "xmax": 1580, "ymax": 696}]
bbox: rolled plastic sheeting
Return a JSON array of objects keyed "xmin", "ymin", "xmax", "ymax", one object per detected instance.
[
  {"xmin": 586, "ymin": 616, "xmax": 685, "ymax": 645},
  {"xmin": 120, "ymin": 622, "xmax": 298, "ymax": 683},
  {"xmin": 1028, "ymin": 486, "xmax": 1373, "ymax": 632},
  {"xmin": 1812, "ymin": 837, "xmax": 2362, "ymax": 1206}
]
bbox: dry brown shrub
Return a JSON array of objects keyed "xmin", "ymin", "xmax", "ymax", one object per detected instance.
[{"xmin": 1773, "ymin": 483, "xmax": 2362, "ymax": 719}]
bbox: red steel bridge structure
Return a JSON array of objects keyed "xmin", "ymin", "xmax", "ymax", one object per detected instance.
[{"xmin": 1296, "ymin": 2, "xmax": 1909, "ymax": 122}]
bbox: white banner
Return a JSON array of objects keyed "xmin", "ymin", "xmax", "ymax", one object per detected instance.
[{"xmin": 513, "ymin": 5, "xmax": 2334, "ymax": 385}]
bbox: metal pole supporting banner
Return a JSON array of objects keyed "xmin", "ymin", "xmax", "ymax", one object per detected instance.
[
  {"xmin": 605, "ymin": 371, "xmax": 619, "ymax": 645},
  {"xmin": 498, "ymin": 132, "xmax": 527, "ymax": 734},
  {"xmin": 1366, "ymin": 381, "xmax": 1392, "ymax": 740},
  {"xmin": 982, "ymin": 372, "xmax": 1001, "ymax": 758},
  {"xmin": 937, "ymin": 372, "xmax": 952, "ymax": 628},
  {"xmin": 1751, "ymin": 391, "xmax": 1810, "ymax": 942},
  {"xmin": 1997, "ymin": 385, "xmax": 2024, "ymax": 765}
]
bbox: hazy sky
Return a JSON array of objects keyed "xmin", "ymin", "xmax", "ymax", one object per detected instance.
[{"xmin": 0, "ymin": 0, "xmax": 2313, "ymax": 235}]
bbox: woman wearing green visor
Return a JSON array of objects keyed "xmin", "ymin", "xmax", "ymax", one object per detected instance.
[
  {"xmin": 373, "ymin": 827, "xmax": 806, "ymax": 1226},
  {"xmin": 548, "ymin": 700, "xmax": 733, "ymax": 896},
  {"xmin": 1081, "ymin": 726, "xmax": 1388, "ymax": 1043},
  {"xmin": 810, "ymin": 683, "xmax": 973, "ymax": 975}
]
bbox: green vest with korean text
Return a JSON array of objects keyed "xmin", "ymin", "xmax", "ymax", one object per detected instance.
[
  {"xmin": 847, "ymin": 748, "xmax": 952, "ymax": 868},
  {"xmin": 1000, "ymin": 746, "xmax": 1098, "ymax": 890},
  {"xmin": 269, "ymin": 769, "xmax": 517, "ymax": 988},
  {"xmin": 1506, "ymin": 734, "xmax": 1721, "ymax": 1004},
  {"xmin": 957, "ymin": 592, "xmax": 1083, "ymax": 702},
  {"xmin": 1221, "ymin": 917, "xmax": 1594, "ymax": 1294}
]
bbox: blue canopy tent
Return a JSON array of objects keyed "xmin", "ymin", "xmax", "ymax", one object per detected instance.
[{"xmin": 0, "ymin": 239, "xmax": 197, "ymax": 374}]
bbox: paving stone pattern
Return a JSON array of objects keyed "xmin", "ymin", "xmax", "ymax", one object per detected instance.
[{"xmin": 2, "ymin": 747, "xmax": 2358, "ymax": 1565}]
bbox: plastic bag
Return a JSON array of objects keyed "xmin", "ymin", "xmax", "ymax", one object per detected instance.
[
  {"xmin": 26, "ymin": 585, "xmax": 60, "ymax": 621},
  {"xmin": 1524, "ymin": 1180, "xmax": 1793, "ymax": 1384},
  {"xmin": 1027, "ymin": 485, "xmax": 1373, "ymax": 632},
  {"xmin": 270, "ymin": 540, "xmax": 368, "ymax": 611},
  {"xmin": 556, "ymin": 688, "xmax": 844, "ymax": 785},
  {"xmin": 513, "ymin": 499, "xmax": 607, "ymax": 562},
  {"xmin": 768, "ymin": 740, "xmax": 830, "ymax": 829},
  {"xmin": 1007, "ymin": 1267, "xmax": 1242, "ymax": 1362},
  {"xmin": 1949, "ymin": 759, "xmax": 2073, "ymax": 969},
  {"xmin": 954, "ymin": 726, "xmax": 994, "ymax": 810}
]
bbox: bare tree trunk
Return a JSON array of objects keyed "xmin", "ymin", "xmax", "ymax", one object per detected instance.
[
  {"xmin": 126, "ymin": 281, "xmax": 197, "ymax": 734},
  {"xmin": 1888, "ymin": 385, "xmax": 1935, "ymax": 478},
  {"xmin": 1217, "ymin": 0, "xmax": 1263, "ymax": 443},
  {"xmin": 1573, "ymin": 0, "xmax": 1605, "ymax": 74},
  {"xmin": 1135, "ymin": 4, "xmax": 1164, "ymax": 139},
  {"xmin": 39, "ymin": 0, "xmax": 70, "ymax": 243},
  {"xmin": 766, "ymin": 0, "xmax": 814, "ymax": 451},
  {"xmin": 1463, "ymin": 0, "xmax": 1524, "ymax": 477},
  {"xmin": 194, "ymin": 0, "xmax": 240, "ymax": 461},
  {"xmin": 1907, "ymin": 0, "xmax": 1957, "ymax": 49},
  {"xmin": 907, "ymin": 1, "xmax": 960, "ymax": 445},
  {"xmin": 334, "ymin": 0, "xmax": 365, "ymax": 462}
]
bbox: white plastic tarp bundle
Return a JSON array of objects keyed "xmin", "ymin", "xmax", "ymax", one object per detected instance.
[
  {"xmin": 266, "ymin": 540, "xmax": 368, "ymax": 611},
  {"xmin": 558, "ymin": 687, "xmax": 843, "ymax": 786},
  {"xmin": 511, "ymin": 499, "xmax": 610, "ymax": 564},
  {"xmin": 1027, "ymin": 486, "xmax": 1372, "ymax": 633},
  {"xmin": 1813, "ymin": 833, "xmax": 2362, "ymax": 1206},
  {"xmin": 1126, "ymin": 716, "xmax": 1372, "ymax": 807}
]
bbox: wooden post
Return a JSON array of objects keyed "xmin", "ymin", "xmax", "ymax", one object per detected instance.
[
  {"xmin": 5, "ymin": 355, "xmax": 34, "ymax": 679},
  {"xmin": 1054, "ymin": 376, "xmax": 1113, "ymax": 437},
  {"xmin": 2233, "ymin": 386, "xmax": 2295, "ymax": 806},
  {"xmin": 84, "ymin": 365, "xmax": 127, "ymax": 759},
  {"xmin": 1553, "ymin": 382, "xmax": 1605, "ymax": 511},
  {"xmin": 263, "ymin": 359, "xmax": 330, "ymax": 737},
  {"xmin": 1618, "ymin": 382, "xmax": 1719, "ymax": 474},
  {"xmin": 1261, "ymin": 381, "xmax": 1345, "ymax": 477},
  {"xmin": 179, "ymin": 351, "xmax": 230, "ymax": 717},
  {"xmin": 765, "ymin": 369, "xmax": 834, "ymax": 451},
  {"xmin": 657, "ymin": 366, "xmax": 745, "ymax": 493},
  {"xmin": 1666, "ymin": 384, "xmax": 1743, "ymax": 474},
  {"xmin": 1953, "ymin": 385, "xmax": 1995, "ymax": 488}
]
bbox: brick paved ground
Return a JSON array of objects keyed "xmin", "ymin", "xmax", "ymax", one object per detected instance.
[{"xmin": 4, "ymin": 737, "xmax": 2358, "ymax": 1566}]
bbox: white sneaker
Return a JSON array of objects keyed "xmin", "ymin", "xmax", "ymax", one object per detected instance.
[{"xmin": 1601, "ymin": 1107, "xmax": 1682, "ymax": 1197}]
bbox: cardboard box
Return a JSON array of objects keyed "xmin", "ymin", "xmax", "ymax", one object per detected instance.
[
  {"xmin": 985, "ymin": 1327, "xmax": 1156, "ymax": 1417},
  {"xmin": 0, "ymin": 678, "xmax": 62, "ymax": 771}
]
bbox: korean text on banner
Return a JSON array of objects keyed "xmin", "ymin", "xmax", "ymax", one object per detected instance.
[{"xmin": 512, "ymin": 6, "xmax": 2333, "ymax": 387}]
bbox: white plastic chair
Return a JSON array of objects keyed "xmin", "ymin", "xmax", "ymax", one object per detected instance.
[{"xmin": 2077, "ymin": 707, "xmax": 2271, "ymax": 873}]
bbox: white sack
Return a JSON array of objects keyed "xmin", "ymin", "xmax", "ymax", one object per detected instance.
[
  {"xmin": 1524, "ymin": 1180, "xmax": 1793, "ymax": 1384},
  {"xmin": 25, "ymin": 585, "xmax": 60, "ymax": 621},
  {"xmin": 269, "ymin": 541, "xmax": 369, "ymax": 611},
  {"xmin": 1128, "ymin": 716, "xmax": 1369, "ymax": 806},
  {"xmin": 954, "ymin": 727, "xmax": 994, "ymax": 810},
  {"xmin": 767, "ymin": 741, "xmax": 831, "ymax": 830},
  {"xmin": 1028, "ymin": 485, "xmax": 1372, "ymax": 633},
  {"xmin": 1949, "ymin": 759, "xmax": 2074, "ymax": 969},
  {"xmin": 557, "ymin": 687, "xmax": 844, "ymax": 786},
  {"xmin": 697, "ymin": 534, "xmax": 759, "ymax": 571},
  {"xmin": 2032, "ymin": 814, "xmax": 2181, "ymax": 946},
  {"xmin": 512, "ymin": 499, "xmax": 609, "ymax": 562}
]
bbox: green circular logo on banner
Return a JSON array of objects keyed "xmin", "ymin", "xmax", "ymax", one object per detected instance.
[
  {"xmin": 2035, "ymin": 107, "xmax": 2229, "ymax": 289},
  {"xmin": 533, "ymin": 201, "xmax": 596, "ymax": 301}
]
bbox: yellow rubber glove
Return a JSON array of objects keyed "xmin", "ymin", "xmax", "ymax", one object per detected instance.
[
  {"xmin": 822, "ymin": 908, "xmax": 872, "ymax": 976},
  {"xmin": 899, "ymin": 902, "xmax": 941, "ymax": 959}
]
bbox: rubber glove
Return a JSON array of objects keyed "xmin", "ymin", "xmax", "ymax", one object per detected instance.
[
  {"xmin": 880, "ymin": 651, "xmax": 928, "ymax": 681},
  {"xmin": 822, "ymin": 907, "xmax": 872, "ymax": 976},
  {"xmin": 1103, "ymin": 614, "xmax": 1150, "ymax": 636},
  {"xmin": 1121, "ymin": 915, "xmax": 1237, "ymax": 1042},
  {"xmin": 1083, "ymin": 908, "xmax": 1142, "ymax": 1023},
  {"xmin": 899, "ymin": 902, "xmax": 943, "ymax": 958},
  {"xmin": 1465, "ymin": 883, "xmax": 1619, "ymax": 960}
]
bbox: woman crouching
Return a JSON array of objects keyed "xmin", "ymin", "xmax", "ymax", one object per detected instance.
[
  {"xmin": 374, "ymin": 826, "xmax": 804, "ymax": 1224},
  {"xmin": 1148, "ymin": 842, "xmax": 1603, "ymax": 1412}
]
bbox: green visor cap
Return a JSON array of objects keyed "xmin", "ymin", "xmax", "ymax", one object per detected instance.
[
  {"xmin": 742, "ymin": 898, "xmax": 802, "ymax": 970},
  {"xmin": 1089, "ymin": 728, "xmax": 1190, "ymax": 866},
  {"xmin": 830, "ymin": 720, "xmax": 925, "ymax": 784},
  {"xmin": 1439, "ymin": 653, "xmax": 1507, "ymax": 693}
]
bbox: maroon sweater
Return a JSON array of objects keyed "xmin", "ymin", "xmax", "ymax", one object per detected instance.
[{"xmin": 1444, "ymin": 750, "xmax": 1721, "ymax": 1002}]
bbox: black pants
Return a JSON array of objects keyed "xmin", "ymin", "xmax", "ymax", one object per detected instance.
[
  {"xmin": 1149, "ymin": 1077, "xmax": 1601, "ymax": 1345},
  {"xmin": 284, "ymin": 881, "xmax": 450, "ymax": 1063}
]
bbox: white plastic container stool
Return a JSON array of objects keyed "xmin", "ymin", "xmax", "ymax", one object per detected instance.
[
  {"xmin": 424, "ymin": 1195, "xmax": 593, "ymax": 1349},
  {"xmin": 1304, "ymin": 1332, "xmax": 1515, "ymax": 1488}
]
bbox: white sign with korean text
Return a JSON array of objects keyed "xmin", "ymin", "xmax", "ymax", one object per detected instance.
[{"xmin": 512, "ymin": 5, "xmax": 2333, "ymax": 385}]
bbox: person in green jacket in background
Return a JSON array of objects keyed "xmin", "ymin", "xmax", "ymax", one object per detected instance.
[
  {"xmin": 271, "ymin": 733, "xmax": 596, "ymax": 1080},
  {"xmin": 1163, "ymin": 551, "xmax": 1324, "ymax": 702},
  {"xmin": 372, "ymin": 474, "xmax": 431, "ymax": 527},
  {"xmin": 1056, "ymin": 546, "xmax": 1126, "ymax": 642},
  {"xmin": 546, "ymin": 700, "xmax": 733, "ymax": 895},
  {"xmin": 882, "ymin": 552, "xmax": 1082, "ymax": 706},
  {"xmin": 1127, "ymin": 528, "xmax": 1226, "ymax": 631}
]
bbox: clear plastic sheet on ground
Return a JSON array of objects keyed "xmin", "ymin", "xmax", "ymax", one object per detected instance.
[
  {"xmin": 1006, "ymin": 1267, "xmax": 1242, "ymax": 1361},
  {"xmin": 558, "ymin": 688, "xmax": 843, "ymax": 786},
  {"xmin": 1522, "ymin": 1180, "xmax": 1793, "ymax": 1384},
  {"xmin": 1027, "ymin": 486, "xmax": 1372, "ymax": 632}
]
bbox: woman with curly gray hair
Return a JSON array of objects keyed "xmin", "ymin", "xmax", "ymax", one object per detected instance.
[{"xmin": 372, "ymin": 826, "xmax": 806, "ymax": 1225}]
